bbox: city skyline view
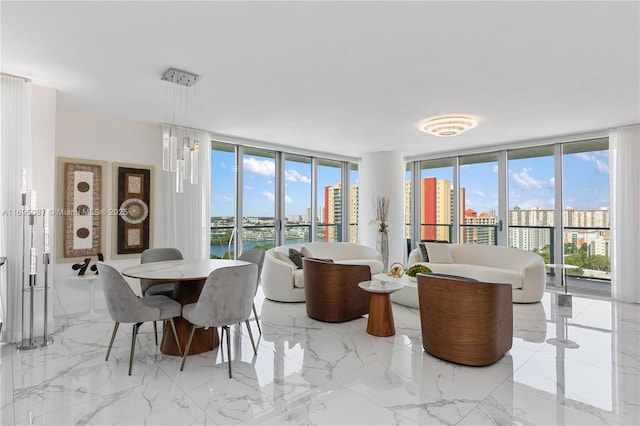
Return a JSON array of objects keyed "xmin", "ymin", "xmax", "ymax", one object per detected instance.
[{"xmin": 212, "ymin": 149, "xmax": 609, "ymax": 218}]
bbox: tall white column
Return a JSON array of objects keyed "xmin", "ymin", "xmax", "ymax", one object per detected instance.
[{"xmin": 358, "ymin": 151, "xmax": 406, "ymax": 268}]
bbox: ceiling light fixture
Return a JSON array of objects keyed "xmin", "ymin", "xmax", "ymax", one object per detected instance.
[
  {"xmin": 161, "ymin": 68, "xmax": 200, "ymax": 193},
  {"xmin": 418, "ymin": 115, "xmax": 478, "ymax": 137}
]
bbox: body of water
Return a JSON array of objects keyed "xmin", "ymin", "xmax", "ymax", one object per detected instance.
[{"xmin": 210, "ymin": 239, "xmax": 308, "ymax": 257}]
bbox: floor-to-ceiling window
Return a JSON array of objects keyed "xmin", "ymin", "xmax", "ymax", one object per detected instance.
[
  {"xmin": 459, "ymin": 153, "xmax": 499, "ymax": 245},
  {"xmin": 508, "ymin": 145, "xmax": 555, "ymax": 262},
  {"xmin": 210, "ymin": 143, "xmax": 236, "ymax": 259},
  {"xmin": 317, "ymin": 160, "xmax": 343, "ymax": 242},
  {"xmin": 406, "ymin": 136, "xmax": 611, "ymax": 295},
  {"xmin": 562, "ymin": 139, "xmax": 610, "ymax": 283},
  {"xmin": 349, "ymin": 163, "xmax": 359, "ymax": 243},
  {"xmin": 419, "ymin": 158, "xmax": 454, "ymax": 243},
  {"xmin": 211, "ymin": 141, "xmax": 356, "ymax": 255},
  {"xmin": 242, "ymin": 148, "xmax": 277, "ymax": 252},
  {"xmin": 284, "ymin": 154, "xmax": 312, "ymax": 243}
]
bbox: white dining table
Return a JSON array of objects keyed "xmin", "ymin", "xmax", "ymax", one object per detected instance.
[{"xmin": 121, "ymin": 259, "xmax": 251, "ymax": 356}]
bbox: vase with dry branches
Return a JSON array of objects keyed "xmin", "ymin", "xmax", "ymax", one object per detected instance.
[{"xmin": 370, "ymin": 192, "xmax": 390, "ymax": 271}]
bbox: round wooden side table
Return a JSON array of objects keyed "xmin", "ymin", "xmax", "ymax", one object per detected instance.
[{"xmin": 358, "ymin": 280, "xmax": 404, "ymax": 337}]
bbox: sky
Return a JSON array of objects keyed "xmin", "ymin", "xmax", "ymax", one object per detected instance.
[{"xmin": 211, "ymin": 148, "xmax": 609, "ymax": 218}]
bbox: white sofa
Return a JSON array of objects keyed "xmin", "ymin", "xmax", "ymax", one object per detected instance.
[
  {"xmin": 262, "ymin": 242, "xmax": 384, "ymax": 302},
  {"xmin": 403, "ymin": 243, "xmax": 546, "ymax": 304}
]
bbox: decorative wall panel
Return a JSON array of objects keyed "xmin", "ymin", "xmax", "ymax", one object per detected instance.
[
  {"xmin": 112, "ymin": 163, "xmax": 152, "ymax": 258},
  {"xmin": 56, "ymin": 157, "xmax": 107, "ymax": 262}
]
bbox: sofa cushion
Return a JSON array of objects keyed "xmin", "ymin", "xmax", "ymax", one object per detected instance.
[
  {"xmin": 424, "ymin": 263, "xmax": 523, "ymax": 289},
  {"xmin": 288, "ymin": 248, "xmax": 304, "ymax": 269},
  {"xmin": 300, "ymin": 245, "xmax": 315, "ymax": 258},
  {"xmin": 418, "ymin": 243, "xmax": 429, "ymax": 262},
  {"xmin": 425, "ymin": 243, "xmax": 453, "ymax": 264},
  {"xmin": 338, "ymin": 259, "xmax": 384, "ymax": 275},
  {"xmin": 274, "ymin": 250, "xmax": 297, "ymax": 268}
]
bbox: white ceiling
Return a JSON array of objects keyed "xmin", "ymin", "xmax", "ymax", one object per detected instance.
[{"xmin": 2, "ymin": 1, "xmax": 639, "ymax": 158}]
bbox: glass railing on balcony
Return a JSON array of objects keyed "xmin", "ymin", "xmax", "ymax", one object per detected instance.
[
  {"xmin": 562, "ymin": 226, "xmax": 610, "ymax": 280},
  {"xmin": 459, "ymin": 224, "xmax": 499, "ymax": 246},
  {"xmin": 418, "ymin": 224, "xmax": 453, "ymax": 244},
  {"xmin": 508, "ymin": 225, "xmax": 555, "ymax": 264},
  {"xmin": 317, "ymin": 223, "xmax": 342, "ymax": 242}
]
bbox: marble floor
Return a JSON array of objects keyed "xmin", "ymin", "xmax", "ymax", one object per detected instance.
[{"xmin": 1, "ymin": 288, "xmax": 639, "ymax": 426}]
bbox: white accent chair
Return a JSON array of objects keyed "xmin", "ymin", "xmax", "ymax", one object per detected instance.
[{"xmin": 261, "ymin": 242, "xmax": 383, "ymax": 302}]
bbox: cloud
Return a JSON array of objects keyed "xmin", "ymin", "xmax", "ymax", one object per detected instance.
[
  {"xmin": 220, "ymin": 196, "xmax": 234, "ymax": 203},
  {"xmin": 511, "ymin": 168, "xmax": 542, "ymax": 189},
  {"xmin": 595, "ymin": 159, "xmax": 608, "ymax": 173},
  {"xmin": 574, "ymin": 152, "xmax": 609, "ymax": 174},
  {"xmin": 261, "ymin": 190, "xmax": 275, "ymax": 202},
  {"xmin": 244, "ymin": 157, "xmax": 275, "ymax": 176},
  {"xmin": 285, "ymin": 195, "xmax": 293, "ymax": 203},
  {"xmin": 244, "ymin": 185, "xmax": 253, "ymax": 191},
  {"xmin": 285, "ymin": 169, "xmax": 311, "ymax": 183},
  {"xmin": 492, "ymin": 165, "xmax": 498, "ymax": 173}
]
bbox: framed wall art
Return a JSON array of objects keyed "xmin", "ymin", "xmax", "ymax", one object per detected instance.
[
  {"xmin": 56, "ymin": 157, "xmax": 107, "ymax": 263},
  {"xmin": 111, "ymin": 163, "xmax": 153, "ymax": 258}
]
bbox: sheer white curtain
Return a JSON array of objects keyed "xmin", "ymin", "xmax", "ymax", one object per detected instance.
[
  {"xmin": 610, "ymin": 124, "xmax": 640, "ymax": 303},
  {"xmin": 163, "ymin": 130, "xmax": 212, "ymax": 259},
  {"xmin": 0, "ymin": 74, "xmax": 33, "ymax": 342}
]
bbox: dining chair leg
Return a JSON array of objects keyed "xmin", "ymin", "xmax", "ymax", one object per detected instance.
[
  {"xmin": 129, "ymin": 322, "xmax": 142, "ymax": 376},
  {"xmin": 245, "ymin": 320, "xmax": 257, "ymax": 355},
  {"xmin": 106, "ymin": 322, "xmax": 120, "ymax": 361},
  {"xmin": 224, "ymin": 325, "xmax": 232, "ymax": 378},
  {"xmin": 252, "ymin": 303, "xmax": 262, "ymax": 335},
  {"xmin": 153, "ymin": 321, "xmax": 158, "ymax": 346},
  {"xmin": 167, "ymin": 318, "xmax": 183, "ymax": 356},
  {"xmin": 180, "ymin": 324, "xmax": 198, "ymax": 371}
]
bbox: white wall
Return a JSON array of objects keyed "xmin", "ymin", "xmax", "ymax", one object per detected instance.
[{"xmin": 53, "ymin": 107, "xmax": 166, "ymax": 315}]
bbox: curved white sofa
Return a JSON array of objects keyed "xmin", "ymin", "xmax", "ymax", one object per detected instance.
[
  {"xmin": 401, "ymin": 243, "xmax": 545, "ymax": 304},
  {"xmin": 262, "ymin": 242, "xmax": 383, "ymax": 302}
]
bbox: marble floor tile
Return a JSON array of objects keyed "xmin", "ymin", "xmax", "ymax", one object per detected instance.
[{"xmin": 1, "ymin": 287, "xmax": 639, "ymax": 425}]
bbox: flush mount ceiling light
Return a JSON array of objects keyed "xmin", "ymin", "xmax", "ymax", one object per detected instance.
[{"xmin": 417, "ymin": 115, "xmax": 479, "ymax": 137}]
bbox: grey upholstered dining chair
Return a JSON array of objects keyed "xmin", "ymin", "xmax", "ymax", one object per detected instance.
[
  {"xmin": 179, "ymin": 263, "xmax": 258, "ymax": 378},
  {"xmin": 140, "ymin": 247, "xmax": 184, "ymax": 345},
  {"xmin": 97, "ymin": 262, "xmax": 183, "ymax": 375},
  {"xmin": 238, "ymin": 249, "xmax": 265, "ymax": 334},
  {"xmin": 140, "ymin": 247, "xmax": 183, "ymax": 297}
]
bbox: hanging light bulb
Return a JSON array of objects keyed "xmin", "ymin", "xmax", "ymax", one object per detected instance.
[
  {"xmin": 183, "ymin": 137, "xmax": 191, "ymax": 180},
  {"xmin": 162, "ymin": 124, "xmax": 171, "ymax": 171},
  {"xmin": 191, "ymin": 141, "xmax": 199, "ymax": 184},
  {"xmin": 169, "ymin": 126, "xmax": 178, "ymax": 172},
  {"xmin": 176, "ymin": 159, "xmax": 185, "ymax": 193}
]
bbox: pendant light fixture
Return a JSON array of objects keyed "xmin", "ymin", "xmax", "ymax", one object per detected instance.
[{"xmin": 161, "ymin": 68, "xmax": 200, "ymax": 192}]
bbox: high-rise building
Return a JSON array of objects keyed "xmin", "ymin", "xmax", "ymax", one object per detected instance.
[
  {"xmin": 464, "ymin": 208, "xmax": 498, "ymax": 245},
  {"xmin": 349, "ymin": 184, "xmax": 359, "ymax": 243},
  {"xmin": 323, "ymin": 183, "xmax": 342, "ymax": 241},
  {"xmin": 419, "ymin": 177, "xmax": 462, "ymax": 242}
]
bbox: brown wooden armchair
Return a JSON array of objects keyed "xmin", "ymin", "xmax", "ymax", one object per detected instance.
[
  {"xmin": 302, "ymin": 258, "xmax": 371, "ymax": 322},
  {"xmin": 417, "ymin": 273, "xmax": 513, "ymax": 366}
]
